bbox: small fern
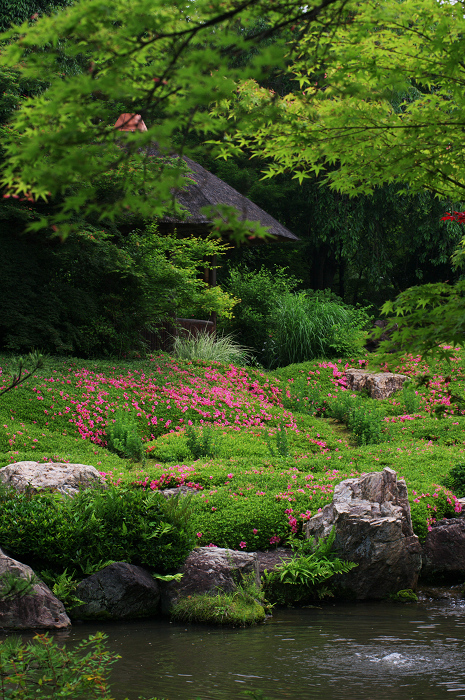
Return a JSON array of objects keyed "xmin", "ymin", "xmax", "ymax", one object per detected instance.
[
  {"xmin": 266, "ymin": 422, "xmax": 289, "ymax": 459},
  {"xmin": 106, "ymin": 409, "xmax": 144, "ymax": 462},
  {"xmin": 264, "ymin": 527, "xmax": 357, "ymax": 605},
  {"xmin": 40, "ymin": 568, "xmax": 84, "ymax": 611},
  {"xmin": 185, "ymin": 425, "xmax": 220, "ymax": 459}
]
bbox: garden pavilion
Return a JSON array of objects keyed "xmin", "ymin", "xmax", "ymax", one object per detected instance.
[{"xmin": 114, "ymin": 113, "xmax": 299, "ymax": 347}]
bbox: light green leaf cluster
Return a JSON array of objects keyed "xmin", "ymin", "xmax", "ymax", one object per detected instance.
[
  {"xmin": 223, "ymin": 0, "xmax": 465, "ymax": 201},
  {"xmin": 0, "ymin": 0, "xmax": 344, "ymax": 236},
  {"xmin": 377, "ymin": 280, "xmax": 465, "ymax": 362}
]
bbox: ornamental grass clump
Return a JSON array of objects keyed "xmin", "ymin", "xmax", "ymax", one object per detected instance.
[
  {"xmin": 266, "ymin": 293, "xmax": 367, "ymax": 368},
  {"xmin": 171, "ymin": 330, "xmax": 252, "ymax": 365}
]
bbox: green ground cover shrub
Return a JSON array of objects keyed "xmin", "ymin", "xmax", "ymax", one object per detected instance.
[{"xmin": 0, "ymin": 484, "xmax": 194, "ymax": 575}]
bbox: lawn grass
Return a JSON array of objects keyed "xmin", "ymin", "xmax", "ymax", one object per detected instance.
[{"xmin": 1, "ymin": 349, "xmax": 464, "ymax": 549}]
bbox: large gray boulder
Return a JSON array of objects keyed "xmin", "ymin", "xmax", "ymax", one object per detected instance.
[
  {"xmin": 73, "ymin": 563, "xmax": 161, "ymax": 620},
  {"xmin": 345, "ymin": 369, "xmax": 408, "ymax": 399},
  {"xmin": 0, "ymin": 549, "xmax": 71, "ymax": 630},
  {"xmin": 160, "ymin": 547, "xmax": 260, "ymax": 615},
  {"xmin": 0, "ymin": 461, "xmax": 105, "ymax": 496},
  {"xmin": 422, "ymin": 518, "xmax": 465, "ymax": 576},
  {"xmin": 304, "ymin": 467, "xmax": 422, "ymax": 599}
]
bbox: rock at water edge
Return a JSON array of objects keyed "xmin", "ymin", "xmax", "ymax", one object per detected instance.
[
  {"xmin": 73, "ymin": 562, "xmax": 161, "ymax": 620},
  {"xmin": 0, "ymin": 549, "xmax": 71, "ymax": 630},
  {"xmin": 304, "ymin": 467, "xmax": 422, "ymax": 599}
]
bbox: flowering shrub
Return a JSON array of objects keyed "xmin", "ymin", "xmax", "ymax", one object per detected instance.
[
  {"xmin": 410, "ymin": 486, "xmax": 462, "ymax": 540},
  {"xmin": 1, "ymin": 350, "xmax": 465, "ymax": 547}
]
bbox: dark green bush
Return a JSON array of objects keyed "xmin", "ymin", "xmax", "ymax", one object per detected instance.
[
  {"xmin": 219, "ymin": 265, "xmax": 300, "ymax": 362},
  {"xmin": 0, "ymin": 485, "xmax": 194, "ymax": 574}
]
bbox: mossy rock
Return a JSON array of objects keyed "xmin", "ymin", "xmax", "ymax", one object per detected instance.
[
  {"xmin": 171, "ymin": 592, "xmax": 266, "ymax": 626},
  {"xmin": 389, "ymin": 588, "xmax": 418, "ymax": 603}
]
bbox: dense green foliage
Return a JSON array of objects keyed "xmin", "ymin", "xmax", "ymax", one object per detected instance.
[
  {"xmin": 218, "ymin": 268, "xmax": 369, "ymax": 366},
  {"xmin": 377, "ymin": 280, "xmax": 465, "ymax": 364},
  {"xmin": 1, "ymin": 0, "xmax": 464, "ymax": 357},
  {"xmin": 218, "ymin": 266, "xmax": 300, "ymax": 360},
  {"xmin": 0, "ymin": 215, "xmax": 234, "ymax": 355},
  {"xmin": 0, "ymin": 484, "xmax": 195, "ymax": 575},
  {"xmin": 202, "ymin": 153, "xmax": 462, "ymax": 308},
  {"xmin": 0, "ymin": 0, "xmax": 74, "ymax": 32},
  {"xmin": 0, "ymin": 0, "xmax": 334, "ymax": 238},
  {"xmin": 223, "ymin": 0, "xmax": 465, "ymax": 202}
]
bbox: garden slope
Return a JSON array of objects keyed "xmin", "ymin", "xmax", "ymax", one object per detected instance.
[{"xmin": 0, "ymin": 351, "xmax": 464, "ymax": 549}]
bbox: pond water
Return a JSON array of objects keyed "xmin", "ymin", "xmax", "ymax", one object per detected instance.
[{"xmin": 37, "ymin": 598, "xmax": 465, "ymax": 700}]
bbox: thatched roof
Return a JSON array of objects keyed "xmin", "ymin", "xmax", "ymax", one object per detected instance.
[
  {"xmin": 113, "ymin": 113, "xmax": 298, "ymax": 242},
  {"xmin": 159, "ymin": 154, "xmax": 298, "ymax": 242}
]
